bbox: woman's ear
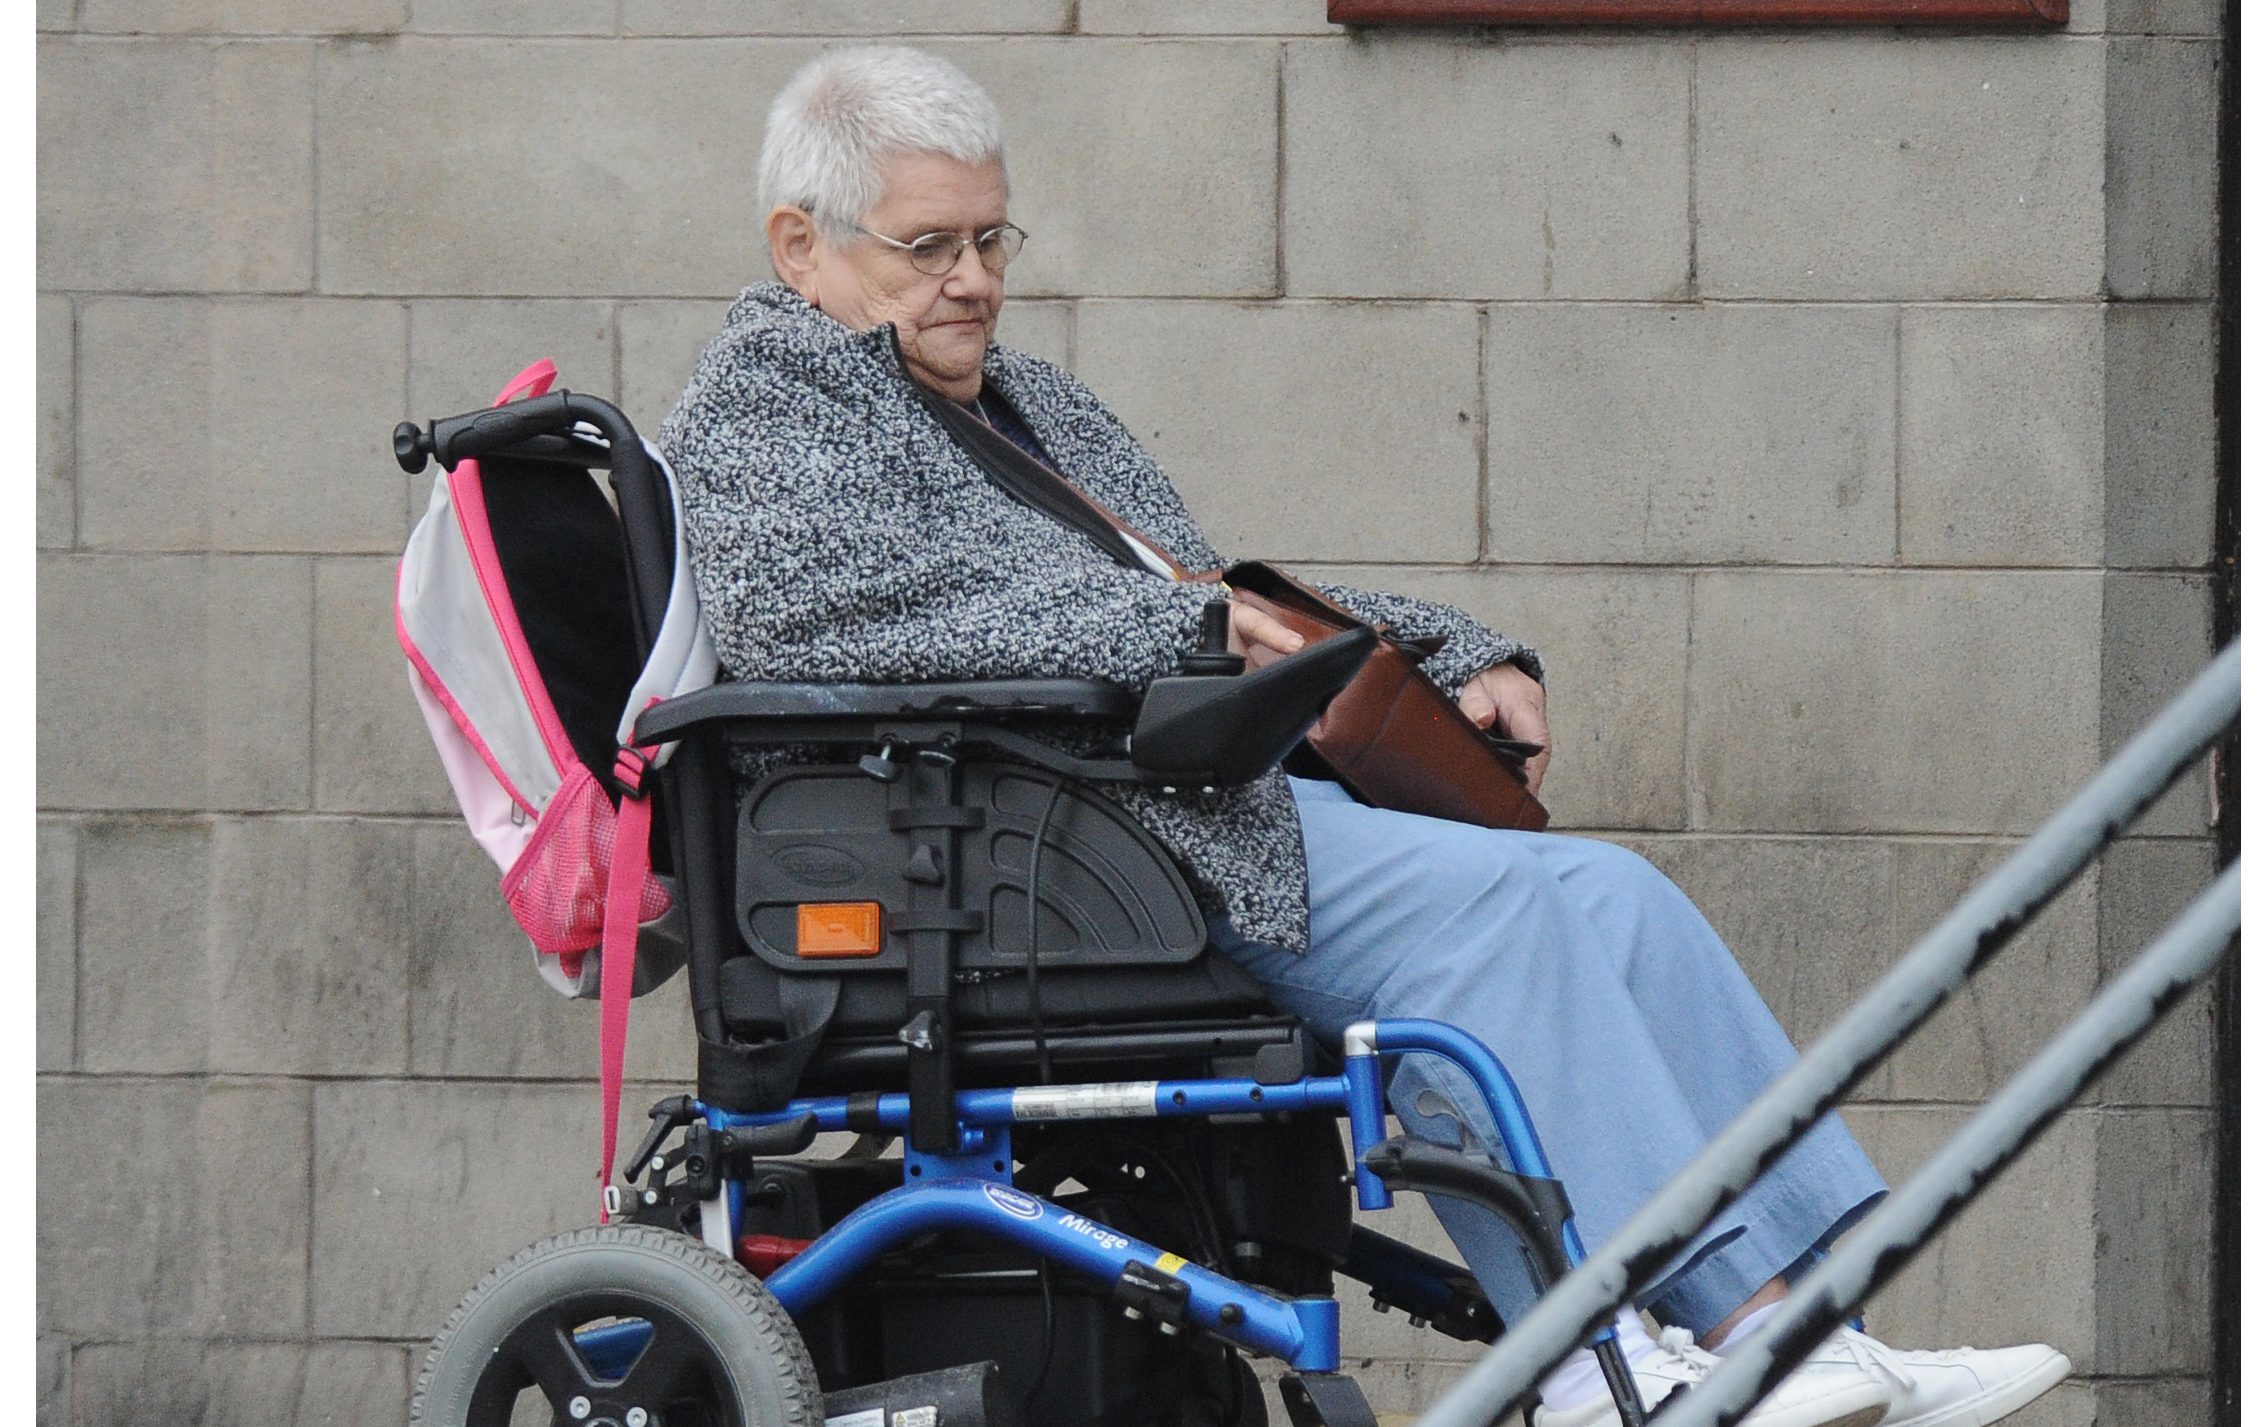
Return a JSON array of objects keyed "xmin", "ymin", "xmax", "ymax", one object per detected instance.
[{"xmin": 767, "ymin": 205, "xmax": 822, "ymax": 305}]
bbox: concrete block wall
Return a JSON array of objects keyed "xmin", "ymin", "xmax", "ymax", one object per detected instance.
[{"xmin": 36, "ymin": 5, "xmax": 2223, "ymax": 1425}]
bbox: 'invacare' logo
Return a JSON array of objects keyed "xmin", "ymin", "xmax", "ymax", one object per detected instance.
[{"xmin": 982, "ymin": 1184, "xmax": 1043, "ymax": 1220}]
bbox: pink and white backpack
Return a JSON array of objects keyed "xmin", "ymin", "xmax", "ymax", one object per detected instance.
[{"xmin": 395, "ymin": 359, "xmax": 717, "ymax": 1205}]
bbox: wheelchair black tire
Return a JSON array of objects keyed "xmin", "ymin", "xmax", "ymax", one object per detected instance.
[{"xmin": 409, "ymin": 1222, "xmax": 820, "ymax": 1427}]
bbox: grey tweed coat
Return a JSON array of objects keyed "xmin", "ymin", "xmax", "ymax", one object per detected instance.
[{"xmin": 659, "ymin": 283, "xmax": 1541, "ymax": 952}]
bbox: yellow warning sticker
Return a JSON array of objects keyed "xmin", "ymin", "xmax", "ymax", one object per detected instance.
[{"xmin": 1154, "ymin": 1252, "xmax": 1187, "ymax": 1275}]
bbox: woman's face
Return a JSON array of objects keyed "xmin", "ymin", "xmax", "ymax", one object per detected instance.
[{"xmin": 782, "ymin": 150, "xmax": 1009, "ymax": 403}]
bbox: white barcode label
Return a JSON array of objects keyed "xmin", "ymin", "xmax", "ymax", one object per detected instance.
[{"xmin": 1010, "ymin": 1082, "xmax": 1159, "ymax": 1120}]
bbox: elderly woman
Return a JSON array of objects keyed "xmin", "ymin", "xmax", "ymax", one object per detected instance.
[{"xmin": 660, "ymin": 46, "xmax": 2067, "ymax": 1427}]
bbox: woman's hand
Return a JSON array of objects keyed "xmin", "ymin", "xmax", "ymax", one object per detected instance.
[
  {"xmin": 1226, "ymin": 596, "xmax": 1306, "ymax": 660},
  {"xmin": 1458, "ymin": 663, "xmax": 1550, "ymax": 792}
]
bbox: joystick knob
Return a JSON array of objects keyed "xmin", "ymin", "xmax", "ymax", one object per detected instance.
[{"xmin": 1179, "ymin": 599, "xmax": 1245, "ymax": 677}]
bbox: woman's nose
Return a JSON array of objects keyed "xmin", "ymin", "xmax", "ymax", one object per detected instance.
[{"xmin": 940, "ymin": 241, "xmax": 1000, "ymax": 300}]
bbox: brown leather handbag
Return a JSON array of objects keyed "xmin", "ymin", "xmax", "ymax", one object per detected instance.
[{"xmin": 1205, "ymin": 562, "xmax": 1549, "ymax": 833}]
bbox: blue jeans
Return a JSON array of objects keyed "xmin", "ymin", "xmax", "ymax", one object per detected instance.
[{"xmin": 1211, "ymin": 778, "xmax": 1886, "ymax": 1337}]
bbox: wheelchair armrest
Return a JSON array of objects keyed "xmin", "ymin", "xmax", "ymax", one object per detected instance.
[
  {"xmin": 634, "ymin": 678, "xmax": 1137, "ymax": 744},
  {"xmin": 1129, "ymin": 626, "xmax": 1376, "ymax": 783}
]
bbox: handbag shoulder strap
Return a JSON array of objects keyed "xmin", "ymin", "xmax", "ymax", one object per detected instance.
[{"xmin": 905, "ymin": 355, "xmax": 1192, "ymax": 579}]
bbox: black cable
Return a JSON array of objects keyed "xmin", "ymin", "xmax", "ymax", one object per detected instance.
[
  {"xmin": 1114, "ymin": 1136, "xmax": 1229, "ymax": 1271},
  {"xmin": 1019, "ymin": 773, "xmax": 1071, "ymax": 1421},
  {"xmin": 1025, "ymin": 773, "xmax": 1069, "ymax": 1085},
  {"xmin": 1021, "ymin": 1258, "xmax": 1058, "ymax": 1423}
]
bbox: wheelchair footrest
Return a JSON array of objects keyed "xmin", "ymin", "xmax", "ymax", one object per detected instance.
[
  {"xmin": 1363, "ymin": 1136, "xmax": 1577, "ymax": 1284},
  {"xmin": 1279, "ymin": 1372, "xmax": 1380, "ymax": 1427}
]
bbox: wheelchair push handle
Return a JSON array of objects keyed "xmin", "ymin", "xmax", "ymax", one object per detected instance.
[
  {"xmin": 393, "ymin": 390, "xmax": 644, "ymax": 477},
  {"xmin": 395, "ymin": 391, "xmax": 582, "ymax": 473}
]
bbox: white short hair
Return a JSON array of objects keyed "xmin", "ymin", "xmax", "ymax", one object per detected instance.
[{"xmin": 759, "ymin": 47, "xmax": 1008, "ymax": 240}]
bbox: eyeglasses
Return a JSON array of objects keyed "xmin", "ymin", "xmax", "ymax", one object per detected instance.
[{"xmin": 854, "ymin": 222, "xmax": 1027, "ymax": 276}]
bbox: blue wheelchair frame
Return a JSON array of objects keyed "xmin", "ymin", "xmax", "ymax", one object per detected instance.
[{"xmin": 582, "ymin": 1017, "xmax": 1614, "ymax": 1387}]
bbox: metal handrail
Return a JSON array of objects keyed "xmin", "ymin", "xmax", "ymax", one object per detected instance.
[
  {"xmin": 1415, "ymin": 639, "xmax": 2241, "ymax": 1427},
  {"xmin": 1652, "ymin": 863, "xmax": 2240, "ymax": 1427}
]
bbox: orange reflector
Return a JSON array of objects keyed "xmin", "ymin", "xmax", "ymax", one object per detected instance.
[{"xmin": 796, "ymin": 902, "xmax": 883, "ymax": 958}]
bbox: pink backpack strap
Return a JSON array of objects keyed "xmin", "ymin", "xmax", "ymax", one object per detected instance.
[
  {"xmin": 494, "ymin": 358, "xmax": 558, "ymax": 405},
  {"xmin": 595, "ymin": 744, "xmax": 655, "ymax": 1220}
]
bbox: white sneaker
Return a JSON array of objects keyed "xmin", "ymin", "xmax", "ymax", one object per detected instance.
[
  {"xmin": 1807, "ymin": 1327, "xmax": 2072, "ymax": 1427},
  {"xmin": 1530, "ymin": 1327, "xmax": 1889, "ymax": 1427}
]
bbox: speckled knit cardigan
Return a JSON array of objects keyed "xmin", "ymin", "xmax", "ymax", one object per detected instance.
[{"xmin": 658, "ymin": 283, "xmax": 1541, "ymax": 953}]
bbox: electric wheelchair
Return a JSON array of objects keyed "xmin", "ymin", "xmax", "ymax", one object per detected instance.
[{"xmin": 393, "ymin": 386, "xmax": 1653, "ymax": 1427}]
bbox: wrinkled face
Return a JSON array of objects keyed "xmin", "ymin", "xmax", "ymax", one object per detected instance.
[{"xmin": 786, "ymin": 151, "xmax": 1009, "ymax": 402}]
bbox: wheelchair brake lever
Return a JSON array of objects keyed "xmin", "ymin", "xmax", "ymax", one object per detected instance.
[{"xmin": 625, "ymin": 1094, "xmax": 697, "ymax": 1183}]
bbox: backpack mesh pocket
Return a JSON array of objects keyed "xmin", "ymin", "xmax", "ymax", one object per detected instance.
[{"xmin": 500, "ymin": 762, "xmax": 673, "ymax": 958}]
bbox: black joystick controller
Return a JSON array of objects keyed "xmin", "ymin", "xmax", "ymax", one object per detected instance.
[{"xmin": 1179, "ymin": 599, "xmax": 1246, "ymax": 677}]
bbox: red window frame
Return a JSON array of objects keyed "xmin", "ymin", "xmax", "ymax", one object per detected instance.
[{"xmin": 1326, "ymin": 0, "xmax": 2067, "ymax": 25}]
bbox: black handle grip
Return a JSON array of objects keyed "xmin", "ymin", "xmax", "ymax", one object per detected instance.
[{"xmin": 425, "ymin": 390, "xmax": 575, "ymax": 469}]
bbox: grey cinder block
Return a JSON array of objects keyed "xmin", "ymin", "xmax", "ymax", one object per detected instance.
[
  {"xmin": 1076, "ymin": 300, "xmax": 1480, "ymax": 562},
  {"xmin": 318, "ymin": 38, "xmax": 804, "ymax": 297},
  {"xmin": 1488, "ymin": 304, "xmax": 1896, "ymax": 566},
  {"xmin": 37, "ymin": 554, "xmax": 314, "ymax": 812},
  {"xmin": 76, "ymin": 818, "xmax": 213, "ymax": 1073},
  {"xmin": 2094, "ymin": 837, "xmax": 2218, "ymax": 1107},
  {"xmin": 38, "ymin": 1076, "xmax": 313, "ymax": 1338},
  {"xmin": 312, "ymin": 1079, "xmax": 678, "ymax": 1336},
  {"xmin": 2104, "ymin": 39, "xmax": 2220, "ymax": 299},
  {"xmin": 315, "ymin": 556, "xmax": 459, "ymax": 816},
  {"xmin": 2107, "ymin": 0, "xmax": 2221, "ymax": 33},
  {"xmin": 37, "ymin": 1336, "xmax": 66, "ymax": 1427},
  {"xmin": 939, "ymin": 40, "xmax": 1278, "ymax": 299},
  {"xmin": 618, "ymin": 0, "xmax": 1073, "ymax": 34},
  {"xmin": 1283, "ymin": 40, "xmax": 1690, "ymax": 300},
  {"xmin": 78, "ymin": 298, "xmax": 410, "ymax": 554},
  {"xmin": 2092, "ymin": 1109, "xmax": 2212, "ymax": 1374},
  {"xmin": 2103, "ymin": 302, "xmax": 2217, "ymax": 570},
  {"xmin": 37, "ymin": 821, "xmax": 75, "ymax": 1074},
  {"xmin": 1697, "ymin": 38, "xmax": 2105, "ymax": 299},
  {"xmin": 1900, "ymin": 305, "xmax": 2107, "ymax": 567},
  {"xmin": 1305, "ymin": 565, "xmax": 1692, "ymax": 831},
  {"xmin": 70, "ymin": 1340, "xmax": 411, "ymax": 1427},
  {"xmin": 205, "ymin": 817, "xmax": 419, "ymax": 1074},
  {"xmin": 409, "ymin": 0, "xmax": 614, "ymax": 33},
  {"xmin": 2092, "ymin": 1377, "xmax": 2213, "ymax": 1427},
  {"xmin": 406, "ymin": 298, "xmax": 617, "ymax": 421},
  {"xmin": 619, "ymin": 298, "xmax": 738, "ymax": 427},
  {"xmin": 991, "ymin": 298, "xmax": 1073, "ymax": 373},
  {"xmin": 38, "ymin": 38, "xmax": 314, "ymax": 292},
  {"xmin": 1688, "ymin": 571, "xmax": 2102, "ymax": 835},
  {"xmin": 37, "ymin": 294, "xmax": 70, "ymax": 550},
  {"xmin": 1330, "ymin": 1358, "xmax": 1474, "ymax": 1422},
  {"xmin": 77, "ymin": 816, "xmax": 419, "ymax": 1075},
  {"xmin": 81, "ymin": 0, "xmax": 404, "ymax": 32},
  {"xmin": 2101, "ymin": 571, "xmax": 2214, "ymax": 837},
  {"xmin": 1992, "ymin": 1381, "xmax": 2099, "ymax": 1427}
]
